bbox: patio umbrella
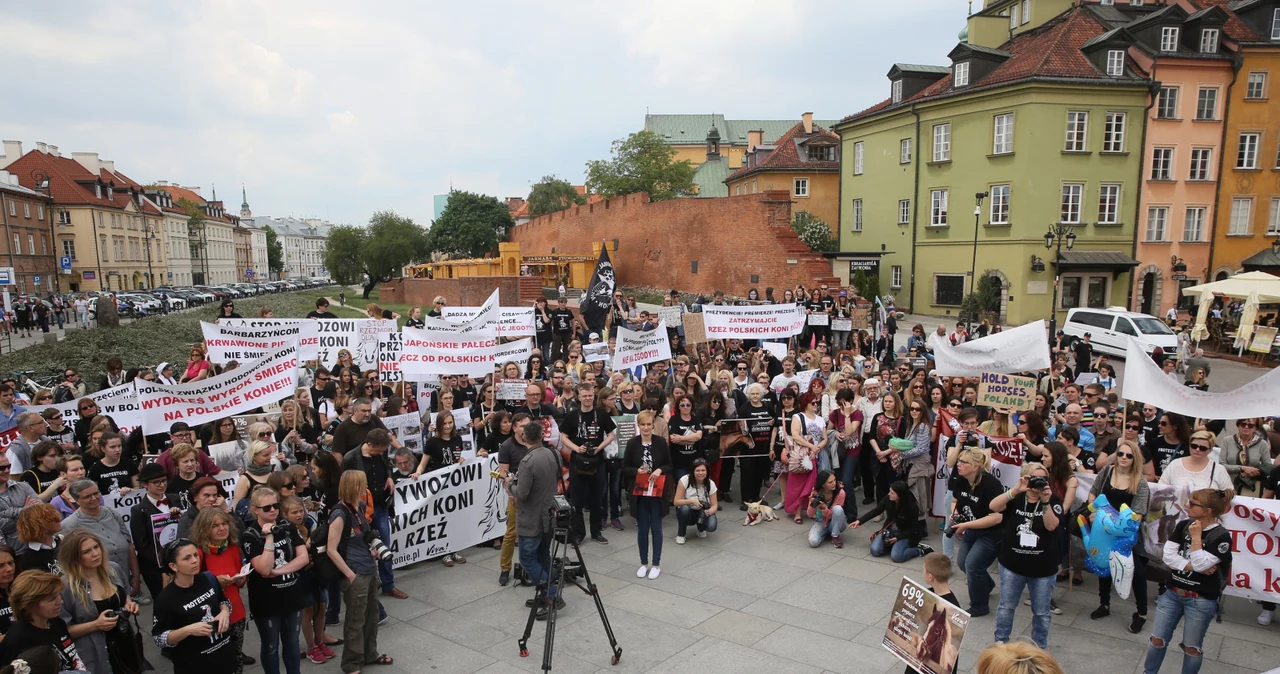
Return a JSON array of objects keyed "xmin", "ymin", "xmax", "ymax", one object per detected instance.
[
  {"xmin": 1237, "ymin": 291, "xmax": 1261, "ymax": 348},
  {"xmin": 1190, "ymin": 291, "xmax": 1214, "ymax": 342}
]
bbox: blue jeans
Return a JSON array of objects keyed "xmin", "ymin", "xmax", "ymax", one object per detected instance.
[
  {"xmin": 635, "ymin": 497, "xmax": 663, "ymax": 565},
  {"xmin": 518, "ymin": 533, "xmax": 555, "ymax": 598},
  {"xmin": 372, "ymin": 506, "xmax": 394, "ymax": 592},
  {"xmin": 675, "ymin": 506, "xmax": 718, "ymax": 537},
  {"xmin": 1143, "ymin": 590, "xmax": 1217, "ymax": 674},
  {"xmin": 956, "ymin": 531, "xmax": 1000, "ymax": 614},
  {"xmin": 254, "ymin": 610, "xmax": 303, "ymax": 674},
  {"xmin": 808, "ymin": 505, "xmax": 848, "ymax": 547},
  {"xmin": 607, "ymin": 461, "xmax": 622, "ymax": 520},
  {"xmin": 869, "ymin": 528, "xmax": 921, "ymax": 563},
  {"xmin": 995, "ymin": 564, "xmax": 1055, "ymax": 648}
]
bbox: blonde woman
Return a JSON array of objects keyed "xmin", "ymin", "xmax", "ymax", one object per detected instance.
[
  {"xmin": 275, "ymin": 400, "xmax": 318, "ymax": 459},
  {"xmin": 59, "ymin": 529, "xmax": 140, "ymax": 674},
  {"xmin": 326, "ymin": 470, "xmax": 390, "ymax": 670},
  {"xmin": 1086, "ymin": 438, "xmax": 1151, "ymax": 631},
  {"xmin": 232, "ymin": 440, "xmax": 276, "ymax": 515},
  {"xmin": 980, "ymin": 408, "xmax": 1014, "ymax": 438},
  {"xmin": 950, "ymin": 447, "xmax": 1004, "ymax": 617}
]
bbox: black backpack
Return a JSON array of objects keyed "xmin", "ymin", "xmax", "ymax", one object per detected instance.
[{"xmin": 311, "ymin": 503, "xmax": 356, "ymax": 581}]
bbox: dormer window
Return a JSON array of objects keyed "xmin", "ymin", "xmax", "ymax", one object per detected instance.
[
  {"xmin": 1272, "ymin": 8, "xmax": 1280, "ymax": 40},
  {"xmin": 1106, "ymin": 50, "xmax": 1125, "ymax": 77},
  {"xmin": 94, "ymin": 184, "xmax": 102, "ymax": 199},
  {"xmin": 1200, "ymin": 28, "xmax": 1219, "ymax": 53},
  {"xmin": 1161, "ymin": 26, "xmax": 1180, "ymax": 52},
  {"xmin": 808, "ymin": 145, "xmax": 835, "ymax": 161},
  {"xmin": 106, "ymin": 186, "xmax": 113, "ymax": 200},
  {"xmin": 892, "ymin": 80, "xmax": 903, "ymax": 103},
  {"xmin": 954, "ymin": 62, "xmax": 970, "ymax": 88}
]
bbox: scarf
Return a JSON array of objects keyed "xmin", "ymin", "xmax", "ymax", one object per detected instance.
[
  {"xmin": 156, "ymin": 362, "xmax": 177, "ymax": 386},
  {"xmin": 246, "ymin": 462, "xmax": 274, "ymax": 477}
]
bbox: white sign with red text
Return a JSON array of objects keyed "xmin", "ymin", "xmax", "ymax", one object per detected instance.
[
  {"xmin": 29, "ymin": 383, "xmax": 143, "ymax": 437},
  {"xmin": 202, "ymin": 321, "xmax": 300, "ymax": 364},
  {"xmin": 217, "ymin": 318, "xmax": 319, "ymax": 362},
  {"xmin": 401, "ymin": 328, "xmax": 499, "ymax": 378},
  {"xmin": 418, "ymin": 289, "xmax": 500, "ymax": 335},
  {"xmin": 612, "ymin": 323, "xmax": 672, "ymax": 370},
  {"xmin": 135, "ymin": 340, "xmax": 300, "ymax": 434},
  {"xmin": 701, "ymin": 303, "xmax": 805, "ymax": 339}
]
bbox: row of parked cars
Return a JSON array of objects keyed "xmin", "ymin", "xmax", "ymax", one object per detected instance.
[{"xmin": 72, "ymin": 278, "xmax": 333, "ymax": 319}]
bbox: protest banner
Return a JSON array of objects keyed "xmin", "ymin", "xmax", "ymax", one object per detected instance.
[
  {"xmin": 135, "ymin": 340, "xmax": 300, "ymax": 434},
  {"xmin": 202, "ymin": 321, "xmax": 305, "ymax": 364},
  {"xmin": 831, "ymin": 317, "xmax": 853, "ymax": 332},
  {"xmin": 931, "ymin": 411, "xmax": 960, "ymax": 518},
  {"xmin": 218, "ymin": 318, "xmax": 320, "ymax": 361},
  {"xmin": 419, "ymin": 289, "xmax": 500, "ymax": 335},
  {"xmin": 606, "ymin": 414, "xmax": 636, "ymax": 459},
  {"xmin": 929, "ymin": 319, "xmax": 1051, "ymax": 376},
  {"xmin": 657, "ymin": 306, "xmax": 683, "ymax": 327},
  {"xmin": 807, "ymin": 312, "xmax": 829, "ymax": 326},
  {"xmin": 104, "ymin": 489, "xmax": 145, "ymax": 532},
  {"xmin": 882, "ymin": 576, "xmax": 969, "ymax": 674},
  {"xmin": 1121, "ymin": 337, "xmax": 1280, "ymax": 418},
  {"xmin": 401, "ymin": 328, "xmax": 499, "ymax": 378},
  {"xmin": 309, "ymin": 318, "xmax": 396, "ymax": 370},
  {"xmin": 429, "ymin": 408, "xmax": 473, "ymax": 441},
  {"xmin": 442, "ymin": 306, "xmax": 536, "ymax": 337},
  {"xmin": 761, "ymin": 341, "xmax": 788, "ymax": 361},
  {"xmin": 382, "ymin": 412, "xmax": 422, "ymax": 454},
  {"xmin": 852, "ymin": 308, "xmax": 870, "ymax": 330},
  {"xmin": 583, "ymin": 342, "xmax": 611, "ymax": 363},
  {"xmin": 0, "ymin": 428, "xmax": 18, "ymax": 458},
  {"xmin": 1249, "ymin": 326, "xmax": 1279, "ymax": 354},
  {"xmin": 490, "ymin": 338, "xmax": 533, "ymax": 369},
  {"xmin": 793, "ymin": 369, "xmax": 818, "ymax": 393},
  {"xmin": 29, "ymin": 383, "xmax": 143, "ymax": 437},
  {"xmin": 1074, "ymin": 372, "xmax": 1100, "ymax": 386},
  {"xmin": 977, "ymin": 372, "xmax": 1036, "ymax": 411},
  {"xmin": 495, "ymin": 378, "xmax": 528, "ymax": 401},
  {"xmin": 701, "ymin": 303, "xmax": 806, "ymax": 339},
  {"xmin": 151, "ymin": 512, "xmax": 182, "ymax": 565},
  {"xmin": 208, "ymin": 440, "xmax": 244, "ymax": 472},
  {"xmin": 389, "ymin": 455, "xmax": 507, "ymax": 567},
  {"xmin": 682, "ymin": 312, "xmax": 708, "ymax": 343},
  {"xmin": 612, "ymin": 323, "xmax": 673, "ymax": 370},
  {"xmin": 377, "ymin": 332, "xmax": 403, "ymax": 383},
  {"xmin": 414, "ymin": 379, "xmax": 442, "ymax": 417},
  {"xmin": 930, "ymin": 412, "xmax": 1024, "ymax": 517}
]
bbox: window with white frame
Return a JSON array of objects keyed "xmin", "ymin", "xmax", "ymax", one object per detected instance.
[
  {"xmin": 900, "ymin": 138, "xmax": 912, "ymax": 164},
  {"xmin": 1103, "ymin": 111, "xmax": 1126, "ymax": 152},
  {"xmin": 11, "ymin": 234, "xmax": 17, "ymax": 255},
  {"xmin": 794, "ymin": 178, "xmax": 809, "ymax": 197},
  {"xmin": 892, "ymin": 80, "xmax": 903, "ymax": 103},
  {"xmin": 1183, "ymin": 148, "xmax": 1210, "ymax": 182},
  {"xmin": 955, "ymin": 62, "xmax": 970, "ymax": 87},
  {"xmin": 891, "ymin": 265, "xmax": 903, "ymax": 289},
  {"xmin": 1161, "ymin": 26, "xmax": 1180, "ymax": 52},
  {"xmin": 1269, "ymin": 198, "xmax": 1280, "ymax": 235},
  {"xmin": 1200, "ymin": 28, "xmax": 1219, "ymax": 53},
  {"xmin": 1098, "ymin": 183, "xmax": 1121, "ymax": 224},
  {"xmin": 26, "ymin": 235, "xmax": 34, "ymax": 255},
  {"xmin": 930, "ymin": 189, "xmax": 949, "ymax": 226},
  {"xmin": 1151, "ymin": 147, "xmax": 1174, "ymax": 180},
  {"xmin": 1238, "ymin": 132, "xmax": 1260, "ymax": 168},
  {"xmin": 62, "ymin": 239, "xmax": 75, "ymax": 260},
  {"xmin": 5, "ymin": 201, "xmax": 12, "ymax": 217},
  {"xmin": 1157, "ymin": 86, "xmax": 1179, "ymax": 118},
  {"xmin": 1272, "ymin": 8, "xmax": 1280, "ymax": 40},
  {"xmin": 1065, "ymin": 111, "xmax": 1088, "ymax": 151},
  {"xmin": 1060, "ymin": 274, "xmax": 1111, "ymax": 310},
  {"xmin": 1009, "ymin": 5, "xmax": 1019, "ymax": 29},
  {"xmin": 933, "ymin": 123, "xmax": 951, "ymax": 161},
  {"xmin": 899, "ymin": 199, "xmax": 911, "ymax": 224},
  {"xmin": 990, "ymin": 184, "xmax": 1010, "ymax": 224},
  {"xmin": 36, "ymin": 205, "xmax": 43, "ymax": 221},
  {"xmin": 1146, "ymin": 206, "xmax": 1169, "ymax": 241},
  {"xmin": 1184, "ymin": 206, "xmax": 1206, "ymax": 242},
  {"xmin": 1229, "ymin": 197, "xmax": 1253, "ymax": 235},
  {"xmin": 1106, "ymin": 50, "xmax": 1125, "ymax": 77},
  {"xmin": 1246, "ymin": 72, "xmax": 1267, "ymax": 99},
  {"xmin": 852, "ymin": 199, "xmax": 863, "ymax": 232},
  {"xmin": 1061, "ymin": 184, "xmax": 1084, "ymax": 224},
  {"xmin": 993, "ymin": 113, "xmax": 1014, "ymax": 154},
  {"xmin": 1021, "ymin": 0, "xmax": 1029, "ymax": 23},
  {"xmin": 1196, "ymin": 87, "xmax": 1218, "ymax": 120},
  {"xmin": 853, "ymin": 142, "xmax": 864, "ymax": 175}
]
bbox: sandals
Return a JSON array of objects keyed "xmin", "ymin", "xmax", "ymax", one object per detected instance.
[
  {"xmin": 371, "ymin": 654, "xmax": 393, "ymax": 666},
  {"xmin": 793, "ymin": 516, "xmax": 803, "ymax": 525}
]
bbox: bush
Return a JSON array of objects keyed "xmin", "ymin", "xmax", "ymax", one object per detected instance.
[
  {"xmin": 791, "ymin": 212, "xmax": 835, "ymax": 252},
  {"xmin": 852, "ymin": 270, "xmax": 880, "ymax": 302}
]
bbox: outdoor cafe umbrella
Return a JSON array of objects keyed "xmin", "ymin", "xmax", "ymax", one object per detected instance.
[{"xmin": 1237, "ymin": 291, "xmax": 1261, "ymax": 348}]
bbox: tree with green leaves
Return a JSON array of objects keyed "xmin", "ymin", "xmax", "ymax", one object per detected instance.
[
  {"xmin": 323, "ymin": 210, "xmax": 430, "ymax": 298},
  {"xmin": 263, "ymin": 225, "xmax": 285, "ymax": 279},
  {"xmin": 527, "ymin": 175, "xmax": 586, "ymax": 217},
  {"xmin": 584, "ymin": 130, "xmax": 696, "ymax": 201},
  {"xmin": 791, "ymin": 212, "xmax": 835, "ymax": 252},
  {"xmin": 177, "ymin": 198, "xmax": 209, "ymax": 284},
  {"xmin": 427, "ymin": 191, "xmax": 515, "ymax": 258}
]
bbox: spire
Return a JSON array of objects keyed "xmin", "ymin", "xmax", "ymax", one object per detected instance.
[
  {"xmin": 240, "ymin": 184, "xmax": 252, "ymax": 218},
  {"xmin": 706, "ymin": 113, "xmax": 721, "ymax": 161}
]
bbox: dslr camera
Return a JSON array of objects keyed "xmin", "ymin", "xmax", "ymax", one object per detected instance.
[
  {"xmin": 944, "ymin": 512, "xmax": 972, "ymax": 538},
  {"xmin": 364, "ymin": 529, "xmax": 393, "ymax": 563},
  {"xmin": 1027, "ymin": 476, "xmax": 1049, "ymax": 491}
]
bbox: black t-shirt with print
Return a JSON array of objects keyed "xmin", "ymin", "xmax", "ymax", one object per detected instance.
[
  {"xmin": 534, "ymin": 310, "xmax": 553, "ymax": 338},
  {"xmin": 667, "ymin": 415, "xmax": 702, "ymax": 468},
  {"xmin": 88, "ymin": 458, "xmax": 138, "ymax": 494},
  {"xmin": 1150, "ymin": 437, "xmax": 1185, "ymax": 477},
  {"xmin": 0, "ymin": 594, "xmax": 10, "ymax": 634},
  {"xmin": 241, "ymin": 520, "xmax": 307, "ymax": 618},
  {"xmin": 19, "ymin": 542, "xmax": 61, "ymax": 575},
  {"xmin": 1168, "ymin": 519, "xmax": 1233, "ymax": 600},
  {"xmin": 562, "ymin": 408, "xmax": 616, "ymax": 451},
  {"xmin": 1069, "ymin": 449, "xmax": 1097, "ymax": 474},
  {"xmin": 951, "ymin": 472, "xmax": 1005, "ymax": 538},
  {"xmin": 424, "ymin": 435, "xmax": 465, "ymax": 472},
  {"xmin": 1265, "ymin": 466, "xmax": 1280, "ymax": 496},
  {"xmin": 550, "ymin": 308, "xmax": 574, "ymax": 334},
  {"xmin": 152, "ymin": 572, "xmax": 237, "ymax": 674},
  {"xmin": 998, "ymin": 493, "xmax": 1064, "ymax": 578},
  {"xmin": 2, "ymin": 617, "xmax": 85, "ymax": 671},
  {"xmin": 741, "ymin": 403, "xmax": 776, "ymax": 449}
]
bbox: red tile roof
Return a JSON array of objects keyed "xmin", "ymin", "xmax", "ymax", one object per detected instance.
[
  {"xmin": 1191, "ymin": 0, "xmax": 1261, "ymax": 42},
  {"xmin": 725, "ymin": 121, "xmax": 841, "ymax": 181},
  {"xmin": 5, "ymin": 151, "xmax": 126, "ymax": 209}
]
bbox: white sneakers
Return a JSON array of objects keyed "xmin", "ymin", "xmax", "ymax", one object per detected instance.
[
  {"xmin": 696, "ymin": 530, "xmax": 707, "ymax": 539},
  {"xmin": 675, "ymin": 536, "xmax": 687, "ymax": 545},
  {"xmin": 648, "ymin": 566, "xmax": 661, "ymax": 580},
  {"xmin": 636, "ymin": 564, "xmax": 662, "ymax": 579},
  {"xmin": 1258, "ymin": 609, "xmax": 1274, "ymax": 626}
]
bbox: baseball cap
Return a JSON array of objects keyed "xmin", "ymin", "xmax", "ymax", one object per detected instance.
[
  {"xmin": 170, "ymin": 421, "xmax": 192, "ymax": 435},
  {"xmin": 838, "ymin": 290, "xmax": 848, "ymax": 297}
]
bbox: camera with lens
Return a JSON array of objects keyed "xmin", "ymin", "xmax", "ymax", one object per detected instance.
[
  {"xmin": 364, "ymin": 529, "xmax": 393, "ymax": 563},
  {"xmin": 1027, "ymin": 476, "xmax": 1049, "ymax": 491},
  {"xmin": 944, "ymin": 512, "xmax": 972, "ymax": 538}
]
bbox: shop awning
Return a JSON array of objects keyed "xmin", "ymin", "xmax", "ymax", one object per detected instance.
[
  {"xmin": 1241, "ymin": 248, "xmax": 1280, "ymax": 271},
  {"xmin": 1055, "ymin": 250, "xmax": 1140, "ymax": 270}
]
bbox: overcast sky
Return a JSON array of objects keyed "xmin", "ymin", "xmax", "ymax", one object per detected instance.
[{"xmin": 1, "ymin": 0, "xmax": 962, "ymax": 227}]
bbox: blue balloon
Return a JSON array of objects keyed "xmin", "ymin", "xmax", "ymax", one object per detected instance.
[{"xmin": 1078, "ymin": 494, "xmax": 1141, "ymax": 577}]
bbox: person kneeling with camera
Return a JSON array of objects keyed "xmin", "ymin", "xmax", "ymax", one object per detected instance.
[
  {"xmin": 506, "ymin": 420, "xmax": 566, "ymax": 619},
  {"xmin": 326, "ymin": 470, "xmax": 395, "ymax": 672},
  {"xmin": 673, "ymin": 458, "xmax": 718, "ymax": 545},
  {"xmin": 989, "ymin": 463, "xmax": 1062, "ymax": 649},
  {"xmin": 242, "ymin": 485, "xmax": 310, "ymax": 674}
]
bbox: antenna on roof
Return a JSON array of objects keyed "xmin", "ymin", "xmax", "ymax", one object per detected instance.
[{"xmin": 968, "ymin": 0, "xmax": 972, "ymax": 16}]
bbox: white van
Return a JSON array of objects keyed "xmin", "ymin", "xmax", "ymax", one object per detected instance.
[{"xmin": 1063, "ymin": 307, "xmax": 1177, "ymax": 358}]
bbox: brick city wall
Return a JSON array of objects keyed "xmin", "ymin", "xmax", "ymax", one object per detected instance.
[
  {"xmin": 510, "ymin": 190, "xmax": 838, "ymax": 297},
  {"xmin": 378, "ymin": 276, "xmax": 542, "ymax": 308}
]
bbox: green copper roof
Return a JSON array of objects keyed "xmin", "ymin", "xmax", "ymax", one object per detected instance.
[
  {"xmin": 691, "ymin": 157, "xmax": 730, "ymax": 198},
  {"xmin": 645, "ymin": 114, "xmax": 839, "ymax": 147}
]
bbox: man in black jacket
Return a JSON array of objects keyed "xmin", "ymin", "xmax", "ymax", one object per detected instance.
[{"xmin": 131, "ymin": 463, "xmax": 181, "ymax": 602}]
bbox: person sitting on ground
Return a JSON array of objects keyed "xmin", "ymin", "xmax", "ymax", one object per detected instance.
[
  {"xmin": 806, "ymin": 470, "xmax": 848, "ymax": 548},
  {"xmin": 851, "ymin": 480, "xmax": 933, "ymax": 562}
]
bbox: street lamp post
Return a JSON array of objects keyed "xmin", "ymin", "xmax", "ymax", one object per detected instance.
[
  {"xmin": 1044, "ymin": 223, "xmax": 1077, "ymax": 339},
  {"xmin": 968, "ymin": 191, "xmax": 988, "ymax": 328},
  {"xmin": 143, "ymin": 220, "xmax": 155, "ymax": 290}
]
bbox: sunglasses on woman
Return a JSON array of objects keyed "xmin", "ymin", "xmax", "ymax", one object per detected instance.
[
  {"xmin": 1125, "ymin": 424, "xmax": 1141, "ymax": 430},
  {"xmin": 1116, "ymin": 452, "xmax": 1134, "ymax": 459},
  {"xmin": 1190, "ymin": 443, "xmax": 1212, "ymax": 452}
]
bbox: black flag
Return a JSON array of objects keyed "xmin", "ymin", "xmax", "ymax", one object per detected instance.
[{"xmin": 581, "ymin": 245, "xmax": 614, "ymax": 332}]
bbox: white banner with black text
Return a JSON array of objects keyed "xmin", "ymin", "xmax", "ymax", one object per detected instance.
[{"xmin": 389, "ymin": 455, "xmax": 507, "ymax": 567}]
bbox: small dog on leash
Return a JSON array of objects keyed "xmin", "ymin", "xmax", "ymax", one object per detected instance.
[{"xmin": 743, "ymin": 501, "xmax": 778, "ymax": 526}]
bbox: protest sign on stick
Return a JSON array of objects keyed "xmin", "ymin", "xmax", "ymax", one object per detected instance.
[
  {"xmin": 218, "ymin": 318, "xmax": 320, "ymax": 361},
  {"xmin": 612, "ymin": 323, "xmax": 673, "ymax": 370},
  {"xmin": 701, "ymin": 303, "xmax": 806, "ymax": 339},
  {"xmin": 882, "ymin": 576, "xmax": 969, "ymax": 674},
  {"xmin": 977, "ymin": 372, "xmax": 1036, "ymax": 411}
]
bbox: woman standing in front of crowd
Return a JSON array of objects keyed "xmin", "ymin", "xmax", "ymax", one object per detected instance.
[
  {"xmin": 868, "ymin": 392, "xmax": 906, "ymax": 504},
  {"xmin": 1160, "ymin": 430, "xmax": 1233, "ymax": 492},
  {"xmin": 58, "ymin": 529, "xmax": 141, "ymax": 674},
  {"xmin": 1086, "ymin": 439, "xmax": 1151, "ymax": 633},
  {"xmin": 1, "ymin": 570, "xmax": 87, "ymax": 669},
  {"xmin": 242, "ymin": 486, "xmax": 309, "ymax": 674},
  {"xmin": 990, "ymin": 462, "xmax": 1062, "ymax": 649},
  {"xmin": 737, "ymin": 384, "xmax": 777, "ymax": 511},
  {"xmin": 327, "ymin": 470, "xmax": 391, "ymax": 672},
  {"xmin": 783, "ymin": 393, "xmax": 826, "ymax": 525},
  {"xmin": 233, "ymin": 441, "xmax": 277, "ymax": 516},
  {"xmin": 153, "ymin": 539, "xmax": 236, "ymax": 674},
  {"xmin": 191, "ymin": 507, "xmax": 252, "ymax": 672},
  {"xmin": 1142, "ymin": 488, "xmax": 1234, "ymax": 674},
  {"xmin": 900, "ymin": 399, "xmax": 934, "ymax": 530},
  {"xmin": 950, "ymin": 448, "xmax": 1005, "ymax": 617},
  {"xmin": 623, "ymin": 411, "xmax": 672, "ymax": 580}
]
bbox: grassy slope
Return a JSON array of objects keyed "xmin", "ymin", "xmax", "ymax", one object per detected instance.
[{"xmin": 0, "ymin": 289, "xmax": 364, "ymax": 387}]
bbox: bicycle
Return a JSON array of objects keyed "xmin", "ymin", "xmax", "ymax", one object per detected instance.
[{"xmin": 9, "ymin": 370, "xmax": 60, "ymax": 399}]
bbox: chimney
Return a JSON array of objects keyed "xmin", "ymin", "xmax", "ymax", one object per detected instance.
[
  {"xmin": 155, "ymin": 180, "xmax": 169, "ymax": 186},
  {"xmin": 184, "ymin": 185, "xmax": 202, "ymax": 197},
  {"xmin": 48, "ymin": 145, "xmax": 58, "ymax": 157},
  {"xmin": 36, "ymin": 142, "xmax": 48, "ymax": 154},
  {"xmin": 802, "ymin": 112, "xmax": 813, "ymax": 134},
  {"xmin": 102, "ymin": 159, "xmax": 116, "ymax": 174},
  {"xmin": 72, "ymin": 152, "xmax": 100, "ymax": 174},
  {"xmin": 747, "ymin": 129, "xmax": 764, "ymax": 151},
  {"xmin": 2, "ymin": 140, "xmax": 23, "ymax": 167}
]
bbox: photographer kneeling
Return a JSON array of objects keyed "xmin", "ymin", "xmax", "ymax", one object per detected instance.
[
  {"xmin": 989, "ymin": 462, "xmax": 1062, "ymax": 649},
  {"xmin": 506, "ymin": 420, "xmax": 565, "ymax": 619},
  {"xmin": 326, "ymin": 470, "xmax": 394, "ymax": 672},
  {"xmin": 673, "ymin": 458, "xmax": 718, "ymax": 544}
]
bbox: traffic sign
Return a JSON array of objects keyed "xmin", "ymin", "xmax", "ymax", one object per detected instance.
[
  {"xmin": 168, "ymin": 272, "xmax": 173, "ymax": 278},
  {"xmin": 246, "ymin": 269, "xmax": 254, "ymax": 278},
  {"xmin": 0, "ymin": 267, "xmax": 12, "ymax": 286},
  {"xmin": 33, "ymin": 275, "xmax": 41, "ymax": 284},
  {"xmin": 60, "ymin": 256, "xmax": 72, "ymax": 274}
]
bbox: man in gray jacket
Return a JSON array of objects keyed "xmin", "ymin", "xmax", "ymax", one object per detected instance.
[
  {"xmin": 0, "ymin": 455, "xmax": 38, "ymax": 552},
  {"xmin": 509, "ymin": 420, "xmax": 565, "ymax": 618}
]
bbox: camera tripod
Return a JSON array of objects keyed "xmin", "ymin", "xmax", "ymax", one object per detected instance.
[{"xmin": 517, "ymin": 522, "xmax": 622, "ymax": 671}]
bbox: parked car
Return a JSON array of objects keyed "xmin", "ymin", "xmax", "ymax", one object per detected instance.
[{"xmin": 1062, "ymin": 307, "xmax": 1178, "ymax": 358}]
